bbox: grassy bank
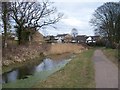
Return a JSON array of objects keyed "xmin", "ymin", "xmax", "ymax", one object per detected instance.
[
  {"xmin": 102, "ymin": 48, "xmax": 118, "ymax": 66},
  {"xmin": 2, "ymin": 43, "xmax": 44, "ymax": 66},
  {"xmin": 2, "ymin": 43, "xmax": 86, "ymax": 73},
  {"xmin": 33, "ymin": 49, "xmax": 95, "ymax": 88}
]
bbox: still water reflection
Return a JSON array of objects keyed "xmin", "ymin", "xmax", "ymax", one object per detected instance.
[{"xmin": 1, "ymin": 57, "xmax": 70, "ymax": 84}]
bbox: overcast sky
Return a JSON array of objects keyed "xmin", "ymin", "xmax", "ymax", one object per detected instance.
[{"xmin": 39, "ymin": 0, "xmax": 119, "ymax": 36}]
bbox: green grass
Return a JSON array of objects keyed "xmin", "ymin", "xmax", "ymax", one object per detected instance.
[
  {"xmin": 102, "ymin": 48, "xmax": 118, "ymax": 66},
  {"xmin": 33, "ymin": 49, "xmax": 95, "ymax": 88}
]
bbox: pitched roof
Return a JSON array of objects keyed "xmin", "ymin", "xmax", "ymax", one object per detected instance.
[
  {"xmin": 57, "ymin": 34, "xmax": 68, "ymax": 37},
  {"xmin": 32, "ymin": 31, "xmax": 43, "ymax": 42}
]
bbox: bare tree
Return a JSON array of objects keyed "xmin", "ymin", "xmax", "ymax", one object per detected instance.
[
  {"xmin": 90, "ymin": 2, "xmax": 120, "ymax": 47},
  {"xmin": 71, "ymin": 28, "xmax": 78, "ymax": 38},
  {"xmin": 11, "ymin": 1, "xmax": 63, "ymax": 44}
]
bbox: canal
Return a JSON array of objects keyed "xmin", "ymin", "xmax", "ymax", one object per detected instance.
[{"xmin": 1, "ymin": 53, "xmax": 74, "ymax": 88}]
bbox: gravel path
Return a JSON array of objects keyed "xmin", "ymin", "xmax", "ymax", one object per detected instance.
[{"xmin": 93, "ymin": 50, "xmax": 118, "ymax": 88}]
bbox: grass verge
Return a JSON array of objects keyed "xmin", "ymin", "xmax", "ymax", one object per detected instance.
[
  {"xmin": 33, "ymin": 49, "xmax": 95, "ymax": 88},
  {"xmin": 102, "ymin": 48, "xmax": 118, "ymax": 66}
]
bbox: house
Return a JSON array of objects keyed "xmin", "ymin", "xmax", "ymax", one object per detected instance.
[
  {"xmin": 56, "ymin": 34, "xmax": 68, "ymax": 39},
  {"xmin": 44, "ymin": 35, "xmax": 57, "ymax": 43},
  {"xmin": 57, "ymin": 37, "xmax": 62, "ymax": 43},
  {"xmin": 32, "ymin": 31, "xmax": 44, "ymax": 43},
  {"xmin": 86, "ymin": 37, "xmax": 93, "ymax": 43},
  {"xmin": 44, "ymin": 34, "xmax": 77, "ymax": 43},
  {"xmin": 86, "ymin": 36, "xmax": 100, "ymax": 43},
  {"xmin": 92, "ymin": 36, "xmax": 100, "ymax": 42},
  {"xmin": 22, "ymin": 27, "xmax": 44, "ymax": 43},
  {"xmin": 55, "ymin": 34, "xmax": 68, "ymax": 43},
  {"xmin": 64, "ymin": 34, "xmax": 72, "ymax": 43},
  {"xmin": 75, "ymin": 35, "xmax": 87, "ymax": 43}
]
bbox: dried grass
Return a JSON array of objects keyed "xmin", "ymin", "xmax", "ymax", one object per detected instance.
[{"xmin": 45, "ymin": 43, "xmax": 86, "ymax": 55}]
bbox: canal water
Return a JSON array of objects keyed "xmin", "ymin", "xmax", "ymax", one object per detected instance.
[{"xmin": 1, "ymin": 54, "xmax": 73, "ymax": 87}]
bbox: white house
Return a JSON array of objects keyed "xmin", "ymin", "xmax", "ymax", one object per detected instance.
[{"xmin": 86, "ymin": 36, "xmax": 96, "ymax": 43}]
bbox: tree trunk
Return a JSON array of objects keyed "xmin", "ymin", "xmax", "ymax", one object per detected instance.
[{"xmin": 2, "ymin": 3, "xmax": 8, "ymax": 49}]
